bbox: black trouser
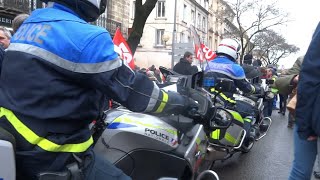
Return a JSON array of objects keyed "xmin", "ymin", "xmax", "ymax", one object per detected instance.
[
  {"xmin": 263, "ymin": 98, "xmax": 273, "ymax": 117},
  {"xmin": 279, "ymin": 94, "xmax": 288, "ymax": 114}
]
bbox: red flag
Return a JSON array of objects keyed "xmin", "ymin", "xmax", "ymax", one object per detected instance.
[
  {"xmin": 201, "ymin": 44, "xmax": 217, "ymax": 61},
  {"xmin": 113, "ymin": 28, "xmax": 135, "ymax": 69},
  {"xmin": 189, "ymin": 25, "xmax": 204, "ymax": 62}
]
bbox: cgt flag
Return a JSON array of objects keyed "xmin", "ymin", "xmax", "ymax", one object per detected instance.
[
  {"xmin": 113, "ymin": 28, "xmax": 135, "ymax": 69},
  {"xmin": 201, "ymin": 44, "xmax": 217, "ymax": 61}
]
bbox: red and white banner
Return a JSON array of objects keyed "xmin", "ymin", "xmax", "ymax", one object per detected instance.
[
  {"xmin": 113, "ymin": 28, "xmax": 135, "ymax": 69},
  {"xmin": 201, "ymin": 44, "xmax": 217, "ymax": 61},
  {"xmin": 189, "ymin": 25, "xmax": 216, "ymax": 61}
]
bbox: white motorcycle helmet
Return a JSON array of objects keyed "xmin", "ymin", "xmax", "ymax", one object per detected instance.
[
  {"xmin": 216, "ymin": 38, "xmax": 241, "ymax": 61},
  {"xmin": 40, "ymin": 0, "xmax": 107, "ymax": 22}
]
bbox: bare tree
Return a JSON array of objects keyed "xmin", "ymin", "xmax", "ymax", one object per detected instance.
[
  {"xmin": 220, "ymin": 0, "xmax": 289, "ymax": 64},
  {"xmin": 253, "ymin": 30, "xmax": 299, "ymax": 65},
  {"xmin": 127, "ymin": 0, "xmax": 158, "ymax": 55}
]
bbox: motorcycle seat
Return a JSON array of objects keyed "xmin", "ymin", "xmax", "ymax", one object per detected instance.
[
  {"xmin": 0, "ymin": 126, "xmax": 16, "ymax": 180},
  {"xmin": 0, "ymin": 126, "xmax": 16, "ymax": 149}
]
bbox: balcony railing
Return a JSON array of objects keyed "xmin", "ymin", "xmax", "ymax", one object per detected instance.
[{"xmin": 0, "ymin": 0, "xmax": 30, "ymax": 14}]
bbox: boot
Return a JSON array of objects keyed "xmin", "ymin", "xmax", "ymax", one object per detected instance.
[{"xmin": 259, "ymin": 122, "xmax": 269, "ymax": 132}]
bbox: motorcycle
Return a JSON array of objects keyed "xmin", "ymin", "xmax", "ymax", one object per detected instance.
[
  {"xmin": 0, "ymin": 71, "xmax": 223, "ymax": 180},
  {"xmin": 93, "ymin": 72, "xmax": 223, "ymax": 180},
  {"xmin": 158, "ymin": 67, "xmax": 271, "ymax": 159},
  {"xmin": 158, "ymin": 67, "xmax": 248, "ymax": 163},
  {"xmin": 205, "ymin": 77, "xmax": 273, "ymax": 158}
]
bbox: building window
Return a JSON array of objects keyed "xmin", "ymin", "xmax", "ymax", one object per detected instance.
[
  {"xmin": 197, "ymin": 13, "xmax": 201, "ymax": 29},
  {"xmin": 188, "ymin": 36, "xmax": 191, "ymax": 43},
  {"xmin": 204, "ymin": 0, "xmax": 209, "ymax": 10},
  {"xmin": 202, "ymin": 17, "xmax": 206, "ymax": 31},
  {"xmin": 202, "ymin": 36, "xmax": 206, "ymax": 45},
  {"xmin": 156, "ymin": 29, "xmax": 165, "ymax": 45},
  {"xmin": 209, "ymin": 36, "xmax": 212, "ymax": 49},
  {"xmin": 180, "ymin": 33, "xmax": 185, "ymax": 43},
  {"xmin": 132, "ymin": 1, "xmax": 136, "ymax": 19},
  {"xmin": 215, "ymin": 39, "xmax": 218, "ymax": 50},
  {"xmin": 157, "ymin": 0, "xmax": 166, "ymax": 18},
  {"xmin": 191, "ymin": 10, "xmax": 195, "ymax": 25},
  {"xmin": 183, "ymin": 4, "xmax": 187, "ymax": 22}
]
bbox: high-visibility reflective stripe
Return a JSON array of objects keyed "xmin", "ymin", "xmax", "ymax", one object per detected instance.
[
  {"xmin": 243, "ymin": 118, "xmax": 252, "ymax": 123},
  {"xmin": 211, "ymin": 129, "xmax": 220, "ymax": 140},
  {"xmin": 271, "ymin": 88, "xmax": 278, "ymax": 93},
  {"xmin": 228, "ymin": 110, "xmax": 244, "ymax": 123},
  {"xmin": 210, "ymin": 88, "xmax": 236, "ymax": 104},
  {"xmin": 145, "ymin": 82, "xmax": 160, "ymax": 112},
  {"xmin": 8, "ymin": 43, "xmax": 122, "ymax": 74},
  {"xmin": 225, "ymin": 132, "xmax": 236, "ymax": 144},
  {"xmin": 250, "ymin": 85, "xmax": 255, "ymax": 94},
  {"xmin": 155, "ymin": 91, "xmax": 168, "ymax": 113},
  {"xmin": 0, "ymin": 107, "xmax": 93, "ymax": 153}
]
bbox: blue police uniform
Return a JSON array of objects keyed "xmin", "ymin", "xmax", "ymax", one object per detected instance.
[
  {"xmin": 0, "ymin": 3, "xmax": 182, "ymax": 179},
  {"xmin": 204, "ymin": 56, "xmax": 256, "ymax": 94},
  {"xmin": 204, "ymin": 56, "xmax": 258, "ymax": 138}
]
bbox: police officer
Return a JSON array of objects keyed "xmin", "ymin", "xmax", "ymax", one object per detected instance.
[
  {"xmin": 204, "ymin": 38, "xmax": 260, "ymax": 96},
  {"xmin": 203, "ymin": 38, "xmax": 262, "ymax": 143},
  {"xmin": 0, "ymin": 0, "xmax": 197, "ymax": 179},
  {"xmin": 242, "ymin": 53, "xmax": 261, "ymax": 84}
]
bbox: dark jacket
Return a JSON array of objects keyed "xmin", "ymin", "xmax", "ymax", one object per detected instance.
[
  {"xmin": 274, "ymin": 56, "xmax": 303, "ymax": 95},
  {"xmin": 242, "ymin": 63, "xmax": 261, "ymax": 84},
  {"xmin": 0, "ymin": 45, "xmax": 4, "ymax": 73},
  {"xmin": 0, "ymin": 4, "xmax": 184, "ymax": 178},
  {"xmin": 296, "ymin": 22, "xmax": 320, "ymax": 139},
  {"xmin": 173, "ymin": 58, "xmax": 198, "ymax": 75}
]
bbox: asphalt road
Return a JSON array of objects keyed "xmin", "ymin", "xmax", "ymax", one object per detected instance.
[{"xmin": 212, "ymin": 111, "xmax": 318, "ymax": 180}]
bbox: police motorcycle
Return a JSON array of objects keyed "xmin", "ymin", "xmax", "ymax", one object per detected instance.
[
  {"xmin": 0, "ymin": 72, "xmax": 225, "ymax": 180},
  {"xmin": 230, "ymin": 79, "xmax": 273, "ymax": 153},
  {"xmin": 90, "ymin": 71, "xmax": 225, "ymax": 180},
  {"xmin": 158, "ymin": 67, "xmax": 248, "ymax": 163}
]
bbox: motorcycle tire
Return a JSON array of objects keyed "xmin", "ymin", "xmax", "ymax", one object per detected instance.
[{"xmin": 240, "ymin": 138, "xmax": 254, "ymax": 153}]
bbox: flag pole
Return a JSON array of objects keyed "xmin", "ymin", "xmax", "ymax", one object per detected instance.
[{"xmin": 171, "ymin": 0, "xmax": 177, "ymax": 69}]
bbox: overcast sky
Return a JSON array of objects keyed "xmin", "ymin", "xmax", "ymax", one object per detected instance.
[{"xmin": 277, "ymin": 0, "xmax": 320, "ymax": 68}]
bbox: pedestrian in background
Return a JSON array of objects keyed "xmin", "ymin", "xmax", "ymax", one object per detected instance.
[
  {"xmin": 287, "ymin": 23, "xmax": 320, "ymax": 180},
  {"xmin": 0, "ymin": 26, "xmax": 11, "ymax": 49},
  {"xmin": 274, "ymin": 56, "xmax": 303, "ymax": 128},
  {"xmin": 173, "ymin": 51, "xmax": 198, "ymax": 75},
  {"xmin": 278, "ymin": 93, "xmax": 288, "ymax": 115},
  {"xmin": 12, "ymin": 14, "xmax": 29, "ymax": 34}
]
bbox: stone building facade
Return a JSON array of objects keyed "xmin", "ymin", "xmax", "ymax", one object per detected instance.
[{"xmin": 97, "ymin": 0, "xmax": 130, "ymax": 38}]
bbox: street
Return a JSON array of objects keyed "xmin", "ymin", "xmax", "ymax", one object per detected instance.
[{"xmin": 212, "ymin": 111, "xmax": 318, "ymax": 180}]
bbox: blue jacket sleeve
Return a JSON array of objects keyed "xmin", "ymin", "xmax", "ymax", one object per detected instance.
[
  {"xmin": 77, "ymin": 32, "xmax": 180, "ymax": 114},
  {"xmin": 232, "ymin": 65, "xmax": 255, "ymax": 94},
  {"xmin": 234, "ymin": 79, "xmax": 255, "ymax": 94},
  {"xmin": 296, "ymin": 22, "xmax": 320, "ymax": 138}
]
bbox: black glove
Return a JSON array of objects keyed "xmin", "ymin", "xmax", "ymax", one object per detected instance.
[
  {"xmin": 160, "ymin": 91, "xmax": 199, "ymax": 117},
  {"xmin": 253, "ymin": 84, "xmax": 262, "ymax": 94}
]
